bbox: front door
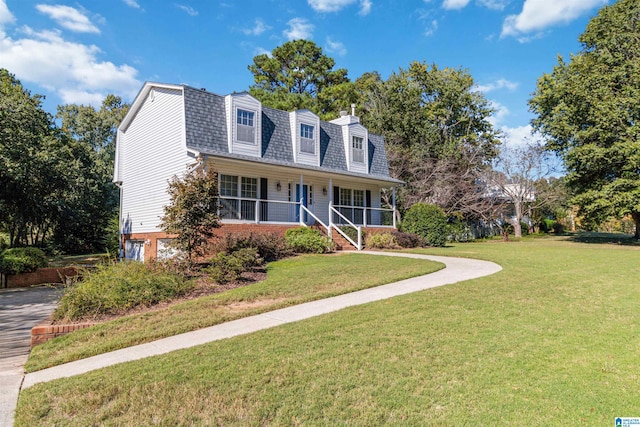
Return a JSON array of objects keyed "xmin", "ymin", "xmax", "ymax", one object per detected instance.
[{"xmin": 296, "ymin": 184, "xmax": 309, "ymax": 223}]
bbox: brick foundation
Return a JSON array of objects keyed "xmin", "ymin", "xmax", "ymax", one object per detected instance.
[
  {"xmin": 124, "ymin": 224, "xmax": 396, "ymax": 261},
  {"xmin": 31, "ymin": 320, "xmax": 96, "ymax": 347}
]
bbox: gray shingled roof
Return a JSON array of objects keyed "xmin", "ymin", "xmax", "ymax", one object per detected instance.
[{"xmin": 182, "ymin": 85, "xmax": 400, "ymax": 184}]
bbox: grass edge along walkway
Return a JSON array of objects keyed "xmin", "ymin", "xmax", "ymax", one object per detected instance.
[{"xmin": 22, "ymin": 251, "xmax": 501, "ymax": 389}]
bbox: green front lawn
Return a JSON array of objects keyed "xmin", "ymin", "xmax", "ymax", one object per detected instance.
[
  {"xmin": 17, "ymin": 237, "xmax": 640, "ymax": 425},
  {"xmin": 26, "ymin": 252, "xmax": 443, "ymax": 372}
]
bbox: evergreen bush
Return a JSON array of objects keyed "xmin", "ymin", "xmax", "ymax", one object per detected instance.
[
  {"xmin": 285, "ymin": 227, "xmax": 334, "ymax": 253},
  {"xmin": 401, "ymin": 203, "xmax": 448, "ymax": 247},
  {"xmin": 0, "ymin": 247, "xmax": 48, "ymax": 275},
  {"xmin": 391, "ymin": 231, "xmax": 425, "ymax": 248}
]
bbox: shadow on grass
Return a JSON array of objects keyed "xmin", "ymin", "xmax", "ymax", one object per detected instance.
[{"xmin": 564, "ymin": 232, "xmax": 640, "ymax": 246}]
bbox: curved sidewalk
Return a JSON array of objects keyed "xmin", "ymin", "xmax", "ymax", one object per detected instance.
[{"xmin": 22, "ymin": 252, "xmax": 501, "ymax": 389}]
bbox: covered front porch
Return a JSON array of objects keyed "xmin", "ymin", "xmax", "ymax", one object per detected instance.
[{"xmin": 208, "ymin": 157, "xmax": 400, "ymax": 250}]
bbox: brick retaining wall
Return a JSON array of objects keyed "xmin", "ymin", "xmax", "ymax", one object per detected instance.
[
  {"xmin": 5, "ymin": 267, "xmax": 78, "ymax": 289},
  {"xmin": 31, "ymin": 321, "xmax": 96, "ymax": 347}
]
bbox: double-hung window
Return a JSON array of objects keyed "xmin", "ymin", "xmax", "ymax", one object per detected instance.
[
  {"xmin": 240, "ymin": 177, "xmax": 257, "ymax": 220},
  {"xmin": 300, "ymin": 124, "xmax": 315, "ymax": 154},
  {"xmin": 352, "ymin": 136, "xmax": 365, "ymax": 163},
  {"xmin": 220, "ymin": 175, "xmax": 239, "ymax": 219},
  {"xmin": 236, "ymin": 109, "xmax": 255, "ymax": 144}
]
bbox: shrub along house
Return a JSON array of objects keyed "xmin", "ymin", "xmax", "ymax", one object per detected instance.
[{"xmin": 114, "ymin": 82, "xmax": 402, "ymax": 261}]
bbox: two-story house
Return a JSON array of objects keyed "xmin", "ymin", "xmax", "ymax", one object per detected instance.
[{"xmin": 114, "ymin": 82, "xmax": 402, "ymax": 261}]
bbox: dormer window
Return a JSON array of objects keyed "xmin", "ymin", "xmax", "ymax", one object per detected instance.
[
  {"xmin": 352, "ymin": 136, "xmax": 365, "ymax": 163},
  {"xmin": 300, "ymin": 123, "xmax": 315, "ymax": 154},
  {"xmin": 236, "ymin": 108, "xmax": 256, "ymax": 144}
]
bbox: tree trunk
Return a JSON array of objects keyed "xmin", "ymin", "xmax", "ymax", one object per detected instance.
[
  {"xmin": 513, "ymin": 200, "xmax": 523, "ymax": 238},
  {"xmin": 632, "ymin": 211, "xmax": 640, "ymax": 240}
]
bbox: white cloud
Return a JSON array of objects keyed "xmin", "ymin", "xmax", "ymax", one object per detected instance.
[
  {"xmin": 325, "ymin": 37, "xmax": 346, "ymax": 56},
  {"xmin": 417, "ymin": 9, "xmax": 438, "ymax": 36},
  {"xmin": 35, "ymin": 4, "xmax": 100, "ymax": 34},
  {"xmin": 0, "ymin": 0, "xmax": 15, "ymax": 26},
  {"xmin": 487, "ymin": 100, "xmax": 510, "ymax": 127},
  {"xmin": 242, "ymin": 18, "xmax": 270, "ymax": 36},
  {"xmin": 359, "ymin": 0, "xmax": 372, "ymax": 15},
  {"xmin": 254, "ymin": 47, "xmax": 271, "ymax": 57},
  {"xmin": 283, "ymin": 18, "xmax": 314, "ymax": 40},
  {"xmin": 176, "ymin": 4, "xmax": 198, "ymax": 16},
  {"xmin": 0, "ymin": 26, "xmax": 141, "ymax": 106},
  {"xmin": 478, "ymin": 0, "xmax": 509, "ymax": 10},
  {"xmin": 123, "ymin": 0, "xmax": 141, "ymax": 9},
  {"xmin": 501, "ymin": 0, "xmax": 607, "ymax": 38},
  {"xmin": 308, "ymin": 0, "xmax": 372, "ymax": 14},
  {"xmin": 476, "ymin": 78, "xmax": 518, "ymax": 93},
  {"xmin": 424, "ymin": 19, "xmax": 438, "ymax": 36},
  {"xmin": 499, "ymin": 124, "xmax": 545, "ymax": 148},
  {"xmin": 308, "ymin": 0, "xmax": 353, "ymax": 12},
  {"xmin": 442, "ymin": 0, "xmax": 470, "ymax": 10}
]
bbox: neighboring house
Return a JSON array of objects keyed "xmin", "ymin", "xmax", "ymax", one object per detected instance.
[{"xmin": 113, "ymin": 82, "xmax": 402, "ymax": 261}]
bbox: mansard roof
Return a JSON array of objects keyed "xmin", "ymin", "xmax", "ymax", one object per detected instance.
[{"xmin": 176, "ymin": 84, "xmax": 397, "ymax": 183}]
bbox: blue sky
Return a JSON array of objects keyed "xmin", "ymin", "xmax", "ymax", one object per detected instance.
[{"xmin": 0, "ymin": 0, "xmax": 609, "ymax": 145}]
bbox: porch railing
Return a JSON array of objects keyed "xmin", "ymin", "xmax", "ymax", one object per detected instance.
[
  {"xmin": 219, "ymin": 197, "xmax": 299, "ymax": 223},
  {"xmin": 329, "ymin": 202, "xmax": 362, "ymax": 250},
  {"xmin": 332, "ymin": 204, "xmax": 396, "ymax": 228},
  {"xmin": 300, "ymin": 200, "xmax": 330, "ymax": 235}
]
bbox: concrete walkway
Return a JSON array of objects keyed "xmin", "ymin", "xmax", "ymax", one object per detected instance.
[
  {"xmin": 0, "ymin": 286, "xmax": 60, "ymax": 427},
  {"xmin": 21, "ymin": 252, "xmax": 501, "ymax": 392}
]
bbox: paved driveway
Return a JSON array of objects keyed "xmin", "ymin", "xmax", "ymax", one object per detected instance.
[{"xmin": 0, "ymin": 286, "xmax": 60, "ymax": 427}]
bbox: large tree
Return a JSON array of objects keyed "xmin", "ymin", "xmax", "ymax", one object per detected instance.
[
  {"xmin": 55, "ymin": 95, "xmax": 130, "ymax": 252},
  {"xmin": 0, "ymin": 69, "xmax": 67, "ymax": 247},
  {"xmin": 248, "ymin": 40, "xmax": 357, "ymax": 120},
  {"xmin": 529, "ymin": 0, "xmax": 640, "ymax": 238},
  {"xmin": 358, "ymin": 62, "xmax": 501, "ymax": 218}
]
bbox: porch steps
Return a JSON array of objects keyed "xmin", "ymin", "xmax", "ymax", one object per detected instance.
[{"xmin": 311, "ymin": 224, "xmax": 357, "ymax": 251}]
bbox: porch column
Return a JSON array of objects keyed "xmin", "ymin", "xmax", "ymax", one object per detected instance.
[
  {"xmin": 392, "ymin": 187, "xmax": 397, "ymax": 229},
  {"xmin": 328, "ymin": 178, "xmax": 333, "ymax": 237},
  {"xmin": 299, "ymin": 174, "xmax": 304, "ymax": 226}
]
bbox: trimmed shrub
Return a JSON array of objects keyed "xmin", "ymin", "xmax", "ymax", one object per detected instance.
[
  {"xmin": 365, "ymin": 232, "xmax": 399, "ymax": 249},
  {"xmin": 391, "ymin": 231, "xmax": 425, "ymax": 248},
  {"xmin": 285, "ymin": 227, "xmax": 334, "ymax": 253},
  {"xmin": 205, "ymin": 247, "xmax": 263, "ymax": 285},
  {"xmin": 217, "ymin": 232, "xmax": 290, "ymax": 262},
  {"xmin": 0, "ymin": 247, "xmax": 48, "ymax": 276},
  {"xmin": 401, "ymin": 203, "xmax": 448, "ymax": 247},
  {"xmin": 53, "ymin": 261, "xmax": 192, "ymax": 321}
]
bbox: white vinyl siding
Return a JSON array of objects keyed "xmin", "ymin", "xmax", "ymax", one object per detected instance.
[
  {"xmin": 119, "ymin": 86, "xmax": 189, "ymax": 234},
  {"xmin": 225, "ymin": 93, "xmax": 261, "ymax": 157},
  {"xmin": 290, "ymin": 110, "xmax": 320, "ymax": 166}
]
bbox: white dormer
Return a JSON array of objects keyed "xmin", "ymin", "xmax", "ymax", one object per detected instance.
[
  {"xmin": 330, "ymin": 111, "xmax": 368, "ymax": 174},
  {"xmin": 289, "ymin": 110, "xmax": 320, "ymax": 166},
  {"xmin": 225, "ymin": 93, "xmax": 262, "ymax": 157}
]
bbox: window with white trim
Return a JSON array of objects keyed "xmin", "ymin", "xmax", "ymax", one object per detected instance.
[
  {"xmin": 241, "ymin": 177, "xmax": 257, "ymax": 199},
  {"xmin": 339, "ymin": 188, "xmax": 351, "ymax": 206},
  {"xmin": 352, "ymin": 136, "xmax": 365, "ymax": 163},
  {"xmin": 220, "ymin": 175, "xmax": 238, "ymax": 197},
  {"xmin": 300, "ymin": 123, "xmax": 315, "ymax": 154},
  {"xmin": 236, "ymin": 109, "xmax": 256, "ymax": 144},
  {"xmin": 353, "ymin": 189, "xmax": 365, "ymax": 207}
]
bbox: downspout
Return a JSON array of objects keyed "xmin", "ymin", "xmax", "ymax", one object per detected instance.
[{"xmin": 115, "ymin": 182, "xmax": 124, "ymax": 260}]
